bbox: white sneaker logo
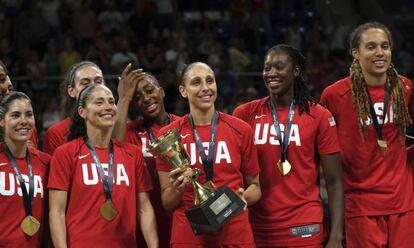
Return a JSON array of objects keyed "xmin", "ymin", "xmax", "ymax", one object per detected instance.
[
  {"xmin": 255, "ymin": 114, "xmax": 266, "ymax": 119},
  {"xmin": 78, "ymin": 154, "xmax": 90, "ymax": 159},
  {"xmin": 0, "ymin": 162, "xmax": 8, "ymax": 167},
  {"xmin": 180, "ymin": 134, "xmax": 190, "ymax": 139}
]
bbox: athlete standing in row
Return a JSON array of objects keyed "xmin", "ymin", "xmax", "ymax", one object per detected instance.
[
  {"xmin": 48, "ymin": 84, "xmax": 158, "ymax": 247},
  {"xmin": 0, "ymin": 92, "xmax": 50, "ymax": 247},
  {"xmin": 113, "ymin": 64, "xmax": 178, "ymax": 248},
  {"xmin": 321, "ymin": 22, "xmax": 414, "ymax": 247},
  {"xmin": 234, "ymin": 44, "xmax": 343, "ymax": 247}
]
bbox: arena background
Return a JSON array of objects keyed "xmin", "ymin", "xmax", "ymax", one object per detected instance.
[{"xmin": 1, "ymin": 0, "xmax": 413, "ymax": 148}]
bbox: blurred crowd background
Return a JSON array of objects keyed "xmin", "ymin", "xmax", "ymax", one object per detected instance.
[{"xmin": 1, "ymin": 0, "xmax": 414, "ymax": 143}]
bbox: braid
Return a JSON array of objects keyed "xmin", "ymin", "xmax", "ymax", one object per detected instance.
[
  {"xmin": 349, "ymin": 59, "xmax": 371, "ymax": 137},
  {"xmin": 350, "ymin": 60, "xmax": 411, "ymax": 139},
  {"xmin": 387, "ymin": 63, "xmax": 411, "ymax": 137}
]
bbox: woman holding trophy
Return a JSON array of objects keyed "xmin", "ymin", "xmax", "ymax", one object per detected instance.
[{"xmin": 154, "ymin": 62, "xmax": 261, "ymax": 247}]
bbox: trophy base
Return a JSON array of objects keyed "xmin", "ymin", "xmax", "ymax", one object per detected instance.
[{"xmin": 185, "ymin": 185, "xmax": 246, "ymax": 235}]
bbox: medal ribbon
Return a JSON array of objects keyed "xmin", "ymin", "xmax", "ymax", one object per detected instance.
[
  {"xmin": 145, "ymin": 114, "xmax": 171, "ymax": 143},
  {"xmin": 188, "ymin": 112, "xmax": 219, "ymax": 181},
  {"xmin": 4, "ymin": 145, "xmax": 34, "ymax": 216},
  {"xmin": 367, "ymin": 83, "xmax": 390, "ymax": 142},
  {"xmin": 84, "ymin": 137, "xmax": 114, "ymax": 201},
  {"xmin": 269, "ymin": 99, "xmax": 296, "ymax": 162}
]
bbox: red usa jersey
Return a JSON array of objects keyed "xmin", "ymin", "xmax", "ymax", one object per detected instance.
[
  {"xmin": 155, "ymin": 112, "xmax": 260, "ymax": 245},
  {"xmin": 43, "ymin": 117, "xmax": 72, "ymax": 155},
  {"xmin": 233, "ymin": 96, "xmax": 340, "ymax": 229},
  {"xmin": 47, "ymin": 138, "xmax": 152, "ymax": 247},
  {"xmin": 125, "ymin": 114, "xmax": 179, "ymax": 248},
  {"xmin": 0, "ymin": 145, "xmax": 50, "ymax": 248},
  {"xmin": 320, "ymin": 76, "xmax": 414, "ymax": 217}
]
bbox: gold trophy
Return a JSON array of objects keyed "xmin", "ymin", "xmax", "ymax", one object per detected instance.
[{"xmin": 150, "ymin": 129, "xmax": 246, "ymax": 235}]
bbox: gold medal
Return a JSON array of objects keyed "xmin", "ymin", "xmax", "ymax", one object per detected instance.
[
  {"xmin": 377, "ymin": 139, "xmax": 387, "ymax": 155},
  {"xmin": 100, "ymin": 200, "xmax": 118, "ymax": 221},
  {"xmin": 277, "ymin": 160, "xmax": 292, "ymax": 176},
  {"xmin": 20, "ymin": 215, "xmax": 40, "ymax": 236}
]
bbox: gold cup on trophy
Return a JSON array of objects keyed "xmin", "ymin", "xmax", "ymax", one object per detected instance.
[{"xmin": 149, "ymin": 129, "xmax": 246, "ymax": 235}]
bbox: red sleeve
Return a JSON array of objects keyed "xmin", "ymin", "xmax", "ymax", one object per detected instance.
[
  {"xmin": 47, "ymin": 144, "xmax": 73, "ymax": 191},
  {"xmin": 132, "ymin": 145, "xmax": 153, "ymax": 193},
  {"xmin": 232, "ymin": 103, "xmax": 250, "ymax": 123},
  {"xmin": 31, "ymin": 127, "xmax": 39, "ymax": 149},
  {"xmin": 239, "ymin": 121, "xmax": 260, "ymax": 176},
  {"xmin": 317, "ymin": 108, "xmax": 341, "ymax": 155},
  {"xmin": 43, "ymin": 128, "xmax": 61, "ymax": 155}
]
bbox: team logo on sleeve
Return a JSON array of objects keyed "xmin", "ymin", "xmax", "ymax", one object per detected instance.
[{"xmin": 328, "ymin": 117, "xmax": 336, "ymax": 126}]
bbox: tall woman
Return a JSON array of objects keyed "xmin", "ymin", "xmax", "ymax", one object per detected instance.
[
  {"xmin": 0, "ymin": 92, "xmax": 50, "ymax": 247},
  {"xmin": 156, "ymin": 62, "xmax": 261, "ymax": 247},
  {"xmin": 48, "ymin": 84, "xmax": 158, "ymax": 247},
  {"xmin": 233, "ymin": 44, "xmax": 344, "ymax": 247},
  {"xmin": 321, "ymin": 22, "xmax": 414, "ymax": 247},
  {"xmin": 113, "ymin": 65, "xmax": 179, "ymax": 248}
]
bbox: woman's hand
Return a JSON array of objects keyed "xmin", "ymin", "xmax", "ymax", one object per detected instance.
[
  {"xmin": 235, "ymin": 188, "xmax": 248, "ymax": 210},
  {"xmin": 168, "ymin": 167, "xmax": 192, "ymax": 193}
]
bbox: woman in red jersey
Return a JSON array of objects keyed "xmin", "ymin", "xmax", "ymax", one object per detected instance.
[
  {"xmin": 0, "ymin": 92, "xmax": 50, "ymax": 247},
  {"xmin": 233, "ymin": 44, "xmax": 344, "ymax": 248},
  {"xmin": 113, "ymin": 64, "xmax": 179, "ymax": 248},
  {"xmin": 321, "ymin": 22, "xmax": 414, "ymax": 247},
  {"xmin": 48, "ymin": 84, "xmax": 158, "ymax": 247},
  {"xmin": 43, "ymin": 61, "xmax": 104, "ymax": 155},
  {"xmin": 155, "ymin": 62, "xmax": 261, "ymax": 248}
]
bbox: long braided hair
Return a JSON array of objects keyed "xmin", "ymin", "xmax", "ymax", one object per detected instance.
[
  {"xmin": 265, "ymin": 44, "xmax": 318, "ymax": 115},
  {"xmin": 349, "ymin": 22, "xmax": 411, "ymax": 139}
]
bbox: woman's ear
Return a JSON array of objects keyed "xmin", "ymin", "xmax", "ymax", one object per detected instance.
[
  {"xmin": 179, "ymin": 85, "xmax": 187, "ymax": 98},
  {"xmin": 294, "ymin": 66, "xmax": 301, "ymax": 77},
  {"xmin": 78, "ymin": 107, "xmax": 87, "ymax": 119},
  {"xmin": 352, "ymin": 48, "xmax": 359, "ymax": 60},
  {"xmin": 0, "ymin": 118, "xmax": 5, "ymax": 128}
]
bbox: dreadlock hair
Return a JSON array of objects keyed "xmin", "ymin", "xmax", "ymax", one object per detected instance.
[
  {"xmin": 67, "ymin": 84, "xmax": 103, "ymax": 141},
  {"xmin": 349, "ymin": 22, "xmax": 411, "ymax": 139},
  {"xmin": 265, "ymin": 44, "xmax": 318, "ymax": 115},
  {"xmin": 60, "ymin": 61, "xmax": 102, "ymax": 118}
]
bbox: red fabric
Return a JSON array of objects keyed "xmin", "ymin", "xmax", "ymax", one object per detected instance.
[
  {"xmin": 345, "ymin": 209, "xmax": 414, "ymax": 248},
  {"xmin": 42, "ymin": 117, "xmax": 72, "ymax": 155},
  {"xmin": 47, "ymin": 138, "xmax": 152, "ymax": 247},
  {"xmin": 125, "ymin": 114, "xmax": 179, "ymax": 248},
  {"xmin": 253, "ymin": 223, "xmax": 325, "ymax": 248},
  {"xmin": 233, "ymin": 97, "xmax": 339, "ymax": 245},
  {"xmin": 320, "ymin": 76, "xmax": 414, "ymax": 217},
  {"xmin": 0, "ymin": 145, "xmax": 50, "ymax": 248},
  {"xmin": 155, "ymin": 113, "xmax": 260, "ymax": 246}
]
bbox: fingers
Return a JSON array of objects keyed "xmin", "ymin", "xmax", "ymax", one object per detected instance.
[
  {"xmin": 169, "ymin": 168, "xmax": 188, "ymax": 192},
  {"xmin": 121, "ymin": 63, "xmax": 133, "ymax": 78},
  {"xmin": 236, "ymin": 187, "xmax": 247, "ymax": 210}
]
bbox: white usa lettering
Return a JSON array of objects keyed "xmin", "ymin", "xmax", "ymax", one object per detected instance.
[
  {"xmin": 140, "ymin": 137, "xmax": 153, "ymax": 158},
  {"xmin": 183, "ymin": 141, "xmax": 232, "ymax": 166},
  {"xmin": 0, "ymin": 172, "xmax": 44, "ymax": 198},
  {"xmin": 82, "ymin": 163, "xmax": 130, "ymax": 186},
  {"xmin": 254, "ymin": 123, "xmax": 301, "ymax": 146},
  {"xmin": 364, "ymin": 102, "xmax": 394, "ymax": 125}
]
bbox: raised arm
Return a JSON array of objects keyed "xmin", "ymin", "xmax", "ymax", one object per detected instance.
[{"xmin": 112, "ymin": 64, "xmax": 143, "ymax": 141}]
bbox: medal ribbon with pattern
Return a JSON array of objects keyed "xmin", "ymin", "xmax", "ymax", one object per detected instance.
[
  {"xmin": 367, "ymin": 82, "xmax": 390, "ymax": 155},
  {"xmin": 84, "ymin": 136, "xmax": 118, "ymax": 221},
  {"xmin": 4, "ymin": 145, "xmax": 40, "ymax": 236},
  {"xmin": 145, "ymin": 114, "xmax": 171, "ymax": 143},
  {"xmin": 269, "ymin": 99, "xmax": 296, "ymax": 175},
  {"xmin": 188, "ymin": 112, "xmax": 218, "ymax": 181}
]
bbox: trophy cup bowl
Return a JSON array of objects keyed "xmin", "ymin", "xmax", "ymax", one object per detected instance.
[{"xmin": 149, "ymin": 129, "xmax": 246, "ymax": 235}]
